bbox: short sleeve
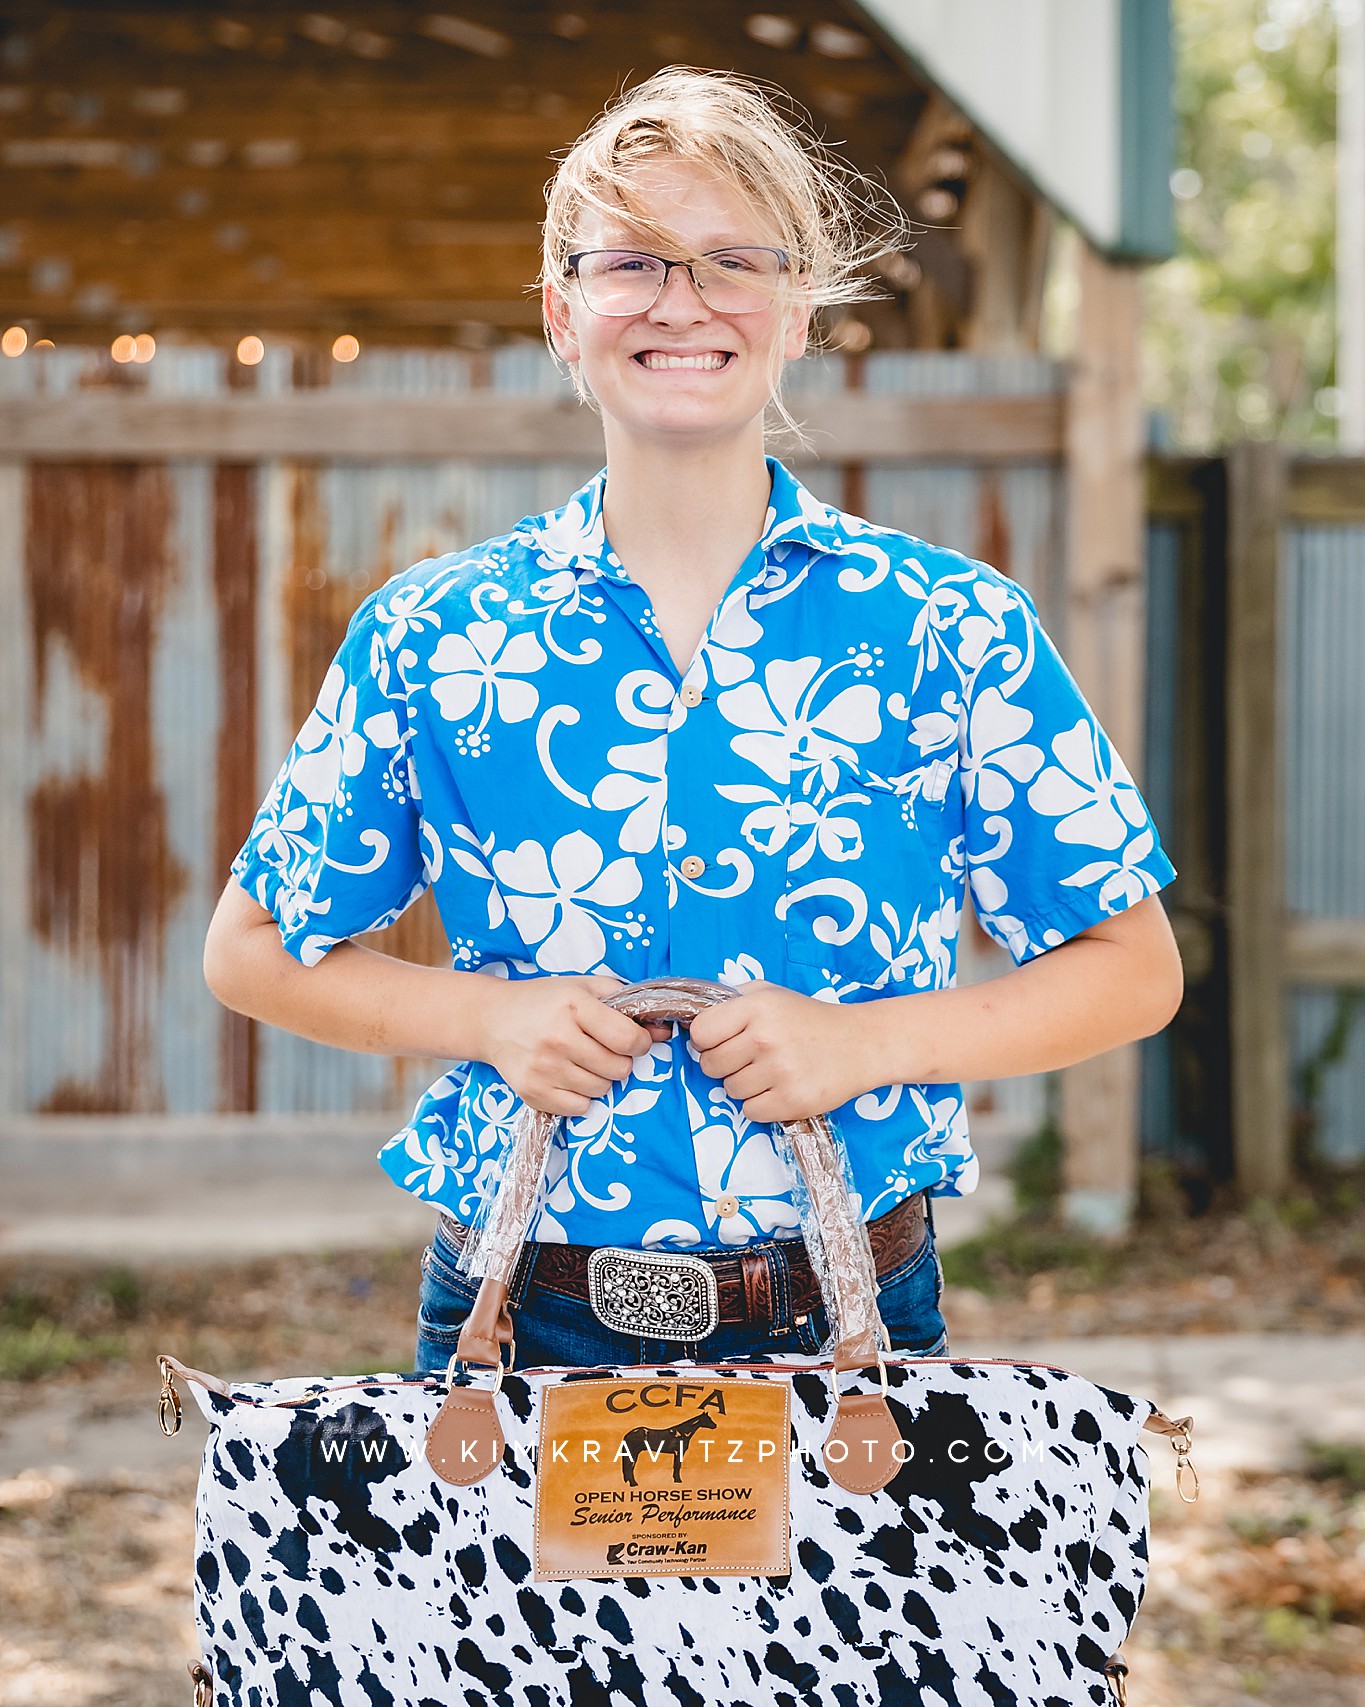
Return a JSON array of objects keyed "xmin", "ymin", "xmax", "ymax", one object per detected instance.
[
  {"xmin": 956, "ymin": 575, "xmax": 1176, "ymax": 965},
  {"xmin": 230, "ymin": 590, "xmax": 429, "ymax": 966}
]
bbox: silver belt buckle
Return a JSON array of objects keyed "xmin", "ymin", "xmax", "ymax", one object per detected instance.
[{"xmin": 587, "ymin": 1247, "xmax": 720, "ymax": 1342}]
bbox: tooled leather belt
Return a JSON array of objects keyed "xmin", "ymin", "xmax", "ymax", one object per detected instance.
[{"xmin": 437, "ymin": 1189, "xmax": 928, "ymax": 1327}]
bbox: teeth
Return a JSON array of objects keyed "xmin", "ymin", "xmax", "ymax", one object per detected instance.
[{"xmin": 638, "ymin": 352, "xmax": 730, "ymax": 370}]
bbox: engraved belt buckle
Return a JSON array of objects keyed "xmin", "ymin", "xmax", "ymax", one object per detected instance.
[{"xmin": 586, "ymin": 1247, "xmax": 720, "ymax": 1342}]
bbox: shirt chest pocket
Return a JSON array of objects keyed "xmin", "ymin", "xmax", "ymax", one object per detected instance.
[{"xmin": 780, "ymin": 749, "xmax": 959, "ymax": 986}]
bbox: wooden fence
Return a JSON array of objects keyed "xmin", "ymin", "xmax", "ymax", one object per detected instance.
[{"xmin": 1147, "ymin": 451, "xmax": 1365, "ymax": 1191}]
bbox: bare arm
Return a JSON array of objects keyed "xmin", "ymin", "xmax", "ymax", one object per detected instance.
[
  {"xmin": 688, "ymin": 894, "xmax": 1184, "ymax": 1124},
  {"xmin": 202, "ymin": 879, "xmax": 662, "ymax": 1114}
]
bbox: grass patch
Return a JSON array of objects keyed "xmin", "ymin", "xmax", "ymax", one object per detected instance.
[
  {"xmin": 1006, "ymin": 1121, "xmax": 1063, "ymax": 1218},
  {"xmin": 0, "ymin": 1319, "xmax": 125, "ymax": 1381},
  {"xmin": 940, "ymin": 1218, "xmax": 1128, "ymax": 1295},
  {"xmin": 1301, "ymin": 1438, "xmax": 1365, "ymax": 1493}
]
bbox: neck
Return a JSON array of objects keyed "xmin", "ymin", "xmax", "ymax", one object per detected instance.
[{"xmin": 598, "ymin": 420, "xmax": 773, "ymax": 598}]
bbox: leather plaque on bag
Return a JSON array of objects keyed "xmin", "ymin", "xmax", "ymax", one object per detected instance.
[{"xmin": 533, "ymin": 1376, "xmax": 791, "ymax": 1580}]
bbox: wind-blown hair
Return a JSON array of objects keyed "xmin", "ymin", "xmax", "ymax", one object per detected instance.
[{"xmin": 538, "ymin": 65, "xmax": 917, "ymax": 431}]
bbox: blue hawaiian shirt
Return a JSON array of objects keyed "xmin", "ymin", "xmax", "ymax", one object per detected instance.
[{"xmin": 231, "ymin": 455, "xmax": 1176, "ymax": 1250}]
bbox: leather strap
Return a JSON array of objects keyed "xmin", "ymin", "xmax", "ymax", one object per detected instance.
[{"xmin": 450, "ymin": 977, "xmax": 908, "ymax": 1493}]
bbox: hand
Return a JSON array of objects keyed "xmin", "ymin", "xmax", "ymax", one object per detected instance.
[
  {"xmin": 474, "ymin": 975, "xmax": 669, "ymax": 1117},
  {"xmin": 686, "ymin": 982, "xmax": 883, "ymax": 1124}
]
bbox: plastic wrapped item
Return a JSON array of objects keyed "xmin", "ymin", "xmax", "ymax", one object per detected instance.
[
  {"xmin": 456, "ymin": 976, "xmax": 888, "ymax": 1369},
  {"xmin": 767, "ymin": 1107, "xmax": 885, "ymax": 1365}
]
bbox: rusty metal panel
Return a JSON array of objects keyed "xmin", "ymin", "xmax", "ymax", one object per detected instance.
[
  {"xmin": 3, "ymin": 341, "xmax": 1072, "ymax": 1138},
  {"xmin": 25, "ymin": 462, "xmax": 183, "ymax": 1113},
  {"xmin": 0, "ymin": 463, "xmax": 29, "ymax": 1117}
]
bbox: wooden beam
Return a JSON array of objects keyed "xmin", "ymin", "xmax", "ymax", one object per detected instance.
[
  {"xmin": 1286, "ymin": 456, "xmax": 1365, "ymax": 520},
  {"xmin": 1058, "ymin": 240, "xmax": 1148, "ymax": 1235},
  {"xmin": 0, "ymin": 391, "xmax": 1067, "ymax": 463},
  {"xmin": 1285, "ymin": 918, "xmax": 1365, "ymax": 987},
  {"xmin": 1226, "ymin": 440, "xmax": 1290, "ymax": 1196},
  {"xmin": 1146, "ymin": 454, "xmax": 1207, "ymax": 519}
]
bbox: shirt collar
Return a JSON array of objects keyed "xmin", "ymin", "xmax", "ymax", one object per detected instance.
[{"xmin": 522, "ymin": 455, "xmax": 848, "ymax": 580}]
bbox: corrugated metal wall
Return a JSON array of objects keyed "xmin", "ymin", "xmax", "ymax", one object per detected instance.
[
  {"xmin": 1282, "ymin": 523, "xmax": 1365, "ymax": 1162},
  {"xmin": 2, "ymin": 345, "xmax": 1062, "ymax": 1139}
]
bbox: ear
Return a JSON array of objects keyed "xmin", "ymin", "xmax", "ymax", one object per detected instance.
[
  {"xmin": 782, "ymin": 277, "xmax": 813, "ymax": 362},
  {"xmin": 543, "ymin": 279, "xmax": 581, "ymax": 364}
]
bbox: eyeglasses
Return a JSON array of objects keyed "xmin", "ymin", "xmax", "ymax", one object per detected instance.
[{"xmin": 565, "ymin": 247, "xmax": 792, "ymax": 316}]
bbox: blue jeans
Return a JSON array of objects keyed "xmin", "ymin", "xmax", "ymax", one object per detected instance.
[{"xmin": 413, "ymin": 1215, "xmax": 949, "ymax": 1375}]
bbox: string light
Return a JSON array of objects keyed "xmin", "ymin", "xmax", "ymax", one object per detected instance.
[
  {"xmin": 1, "ymin": 326, "xmax": 27, "ymax": 357},
  {"xmin": 236, "ymin": 335, "xmax": 265, "ymax": 365},
  {"xmin": 111, "ymin": 334, "xmax": 137, "ymax": 362},
  {"xmin": 133, "ymin": 333, "xmax": 156, "ymax": 363},
  {"xmin": 331, "ymin": 334, "xmax": 360, "ymax": 362},
  {"xmin": 33, "ymin": 338, "xmax": 54, "ymax": 350}
]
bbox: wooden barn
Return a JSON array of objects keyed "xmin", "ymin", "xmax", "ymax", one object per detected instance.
[{"xmin": 0, "ymin": 2, "xmax": 1182, "ymax": 1238}]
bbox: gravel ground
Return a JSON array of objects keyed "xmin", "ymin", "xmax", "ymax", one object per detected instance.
[{"xmin": 2, "ymin": 1208, "xmax": 1363, "ymax": 1707}]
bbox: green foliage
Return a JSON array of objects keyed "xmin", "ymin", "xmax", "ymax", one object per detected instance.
[
  {"xmin": 1006, "ymin": 1121, "xmax": 1064, "ymax": 1217},
  {"xmin": 1259, "ymin": 1604, "xmax": 1324, "ymax": 1650},
  {"xmin": 1144, "ymin": 0, "xmax": 1340, "ymax": 447},
  {"xmin": 939, "ymin": 1219, "xmax": 1125, "ymax": 1295},
  {"xmin": 0, "ymin": 1319, "xmax": 124, "ymax": 1381},
  {"xmin": 100, "ymin": 1266, "xmax": 144, "ymax": 1322},
  {"xmin": 1301, "ymin": 1437, "xmax": 1365, "ymax": 1490}
]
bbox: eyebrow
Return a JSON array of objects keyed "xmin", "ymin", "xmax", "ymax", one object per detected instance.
[{"xmin": 593, "ymin": 232, "xmax": 771, "ymax": 252}]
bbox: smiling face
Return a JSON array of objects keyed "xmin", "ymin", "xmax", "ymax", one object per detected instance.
[{"xmin": 543, "ymin": 156, "xmax": 811, "ymax": 450}]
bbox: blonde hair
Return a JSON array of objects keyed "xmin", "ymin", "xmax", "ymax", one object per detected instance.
[{"xmin": 538, "ymin": 66, "xmax": 917, "ymax": 432}]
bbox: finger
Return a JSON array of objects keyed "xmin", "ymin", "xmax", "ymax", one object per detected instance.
[
  {"xmin": 577, "ymin": 998, "xmax": 657, "ymax": 1059},
  {"xmin": 720, "ymin": 1065, "xmax": 772, "ymax": 1104},
  {"xmin": 555, "ymin": 1065, "xmax": 616, "ymax": 1101},
  {"xmin": 525, "ymin": 1089, "xmax": 593, "ymax": 1118},
  {"xmin": 567, "ymin": 1038, "xmax": 640, "ymax": 1082},
  {"xmin": 740, "ymin": 1091, "xmax": 791, "ymax": 1124},
  {"xmin": 687, "ymin": 1002, "xmax": 748, "ymax": 1050},
  {"xmin": 695, "ymin": 1036, "xmax": 755, "ymax": 1080}
]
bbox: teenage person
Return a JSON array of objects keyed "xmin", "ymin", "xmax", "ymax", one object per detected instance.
[{"xmin": 204, "ymin": 68, "xmax": 1182, "ymax": 1373}]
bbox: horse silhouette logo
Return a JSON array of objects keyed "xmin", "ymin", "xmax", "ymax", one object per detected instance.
[{"xmin": 619, "ymin": 1410, "xmax": 717, "ymax": 1486}]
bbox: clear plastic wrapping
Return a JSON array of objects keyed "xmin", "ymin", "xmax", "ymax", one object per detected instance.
[
  {"xmin": 456, "ymin": 976, "xmax": 888, "ymax": 1367},
  {"xmin": 768, "ymin": 1109, "xmax": 885, "ymax": 1365}
]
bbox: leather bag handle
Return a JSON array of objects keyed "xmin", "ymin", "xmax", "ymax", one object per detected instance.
[{"xmin": 452, "ymin": 976, "xmax": 888, "ymax": 1375}]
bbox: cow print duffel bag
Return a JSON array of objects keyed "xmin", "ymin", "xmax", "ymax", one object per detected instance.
[{"xmin": 160, "ymin": 978, "xmax": 1196, "ymax": 1707}]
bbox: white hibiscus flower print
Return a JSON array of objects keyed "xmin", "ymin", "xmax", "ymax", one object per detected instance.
[
  {"xmin": 491, "ymin": 830, "xmax": 642, "ymax": 972},
  {"xmin": 1027, "ymin": 720, "xmax": 1151, "ymax": 848},
  {"xmin": 786, "ymin": 792, "xmax": 867, "ymax": 868},
  {"xmin": 717, "ymin": 655, "xmax": 881, "ymax": 785},
  {"xmin": 960, "ymin": 684, "xmax": 1044, "ymax": 810},
  {"xmin": 720, "ymin": 952, "xmax": 766, "ymax": 985},
  {"xmin": 377, "ymin": 578, "xmax": 455, "ymax": 648},
  {"xmin": 429, "ymin": 619, "xmax": 547, "ymax": 729},
  {"xmin": 289, "ymin": 662, "xmax": 369, "ymax": 805},
  {"xmin": 1061, "ymin": 826, "xmax": 1165, "ymax": 911},
  {"xmin": 896, "ymin": 572, "xmax": 969, "ymax": 688},
  {"xmin": 956, "ymin": 580, "xmax": 1016, "ymax": 671},
  {"xmin": 592, "ymin": 732, "xmax": 667, "ymax": 853}
]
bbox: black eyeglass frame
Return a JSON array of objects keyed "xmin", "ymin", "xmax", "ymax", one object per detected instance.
[{"xmin": 563, "ymin": 247, "xmax": 793, "ymax": 315}]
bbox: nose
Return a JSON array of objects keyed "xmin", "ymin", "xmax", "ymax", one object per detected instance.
[{"xmin": 647, "ymin": 262, "xmax": 711, "ymax": 323}]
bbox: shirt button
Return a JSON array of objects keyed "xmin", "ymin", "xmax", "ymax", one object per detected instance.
[
  {"xmin": 715, "ymin": 1194, "xmax": 739, "ymax": 1218},
  {"xmin": 679, "ymin": 683, "xmax": 703, "ymax": 708},
  {"xmin": 680, "ymin": 854, "xmax": 705, "ymax": 880}
]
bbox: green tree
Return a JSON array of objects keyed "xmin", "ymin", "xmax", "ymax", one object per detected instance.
[{"xmin": 1144, "ymin": 0, "xmax": 1340, "ymax": 447}]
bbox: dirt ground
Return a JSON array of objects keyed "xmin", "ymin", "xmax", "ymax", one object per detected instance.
[{"xmin": 2, "ymin": 1207, "xmax": 1364, "ymax": 1707}]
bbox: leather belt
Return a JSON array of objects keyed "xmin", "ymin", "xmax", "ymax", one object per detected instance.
[{"xmin": 437, "ymin": 1190, "xmax": 928, "ymax": 1329}]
